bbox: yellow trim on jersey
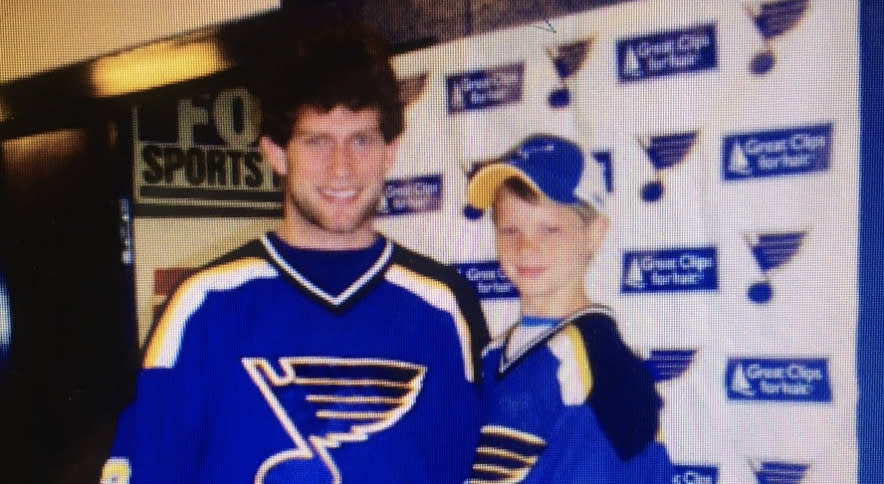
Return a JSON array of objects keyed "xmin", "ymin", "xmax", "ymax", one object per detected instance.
[
  {"xmin": 99, "ymin": 457, "xmax": 131, "ymax": 484},
  {"xmin": 480, "ymin": 424, "xmax": 546, "ymax": 447},
  {"xmin": 384, "ymin": 264, "xmax": 475, "ymax": 382},
  {"xmin": 563, "ymin": 325, "xmax": 593, "ymax": 397},
  {"xmin": 143, "ymin": 257, "xmax": 276, "ymax": 369}
]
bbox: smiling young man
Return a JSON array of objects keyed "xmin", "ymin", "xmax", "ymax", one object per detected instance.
[{"xmin": 100, "ymin": 23, "xmax": 488, "ymax": 484}]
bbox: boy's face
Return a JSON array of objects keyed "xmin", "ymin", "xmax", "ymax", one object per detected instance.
[{"xmin": 493, "ymin": 189, "xmax": 608, "ymax": 306}]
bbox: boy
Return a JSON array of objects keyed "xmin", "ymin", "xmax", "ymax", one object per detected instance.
[{"xmin": 464, "ymin": 134, "xmax": 674, "ymax": 483}]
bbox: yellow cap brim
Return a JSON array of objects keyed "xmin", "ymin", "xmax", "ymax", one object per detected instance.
[{"xmin": 466, "ymin": 164, "xmax": 545, "ymax": 209}]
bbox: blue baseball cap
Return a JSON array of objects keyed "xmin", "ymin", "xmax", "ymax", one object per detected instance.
[{"xmin": 466, "ymin": 134, "xmax": 607, "ymax": 213}]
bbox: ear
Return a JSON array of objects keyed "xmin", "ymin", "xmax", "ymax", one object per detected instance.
[
  {"xmin": 584, "ymin": 214, "xmax": 610, "ymax": 254},
  {"xmin": 382, "ymin": 136, "xmax": 400, "ymax": 173},
  {"xmin": 260, "ymin": 136, "xmax": 288, "ymax": 177}
]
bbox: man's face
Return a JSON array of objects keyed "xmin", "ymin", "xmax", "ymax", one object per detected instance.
[
  {"xmin": 493, "ymin": 189, "xmax": 607, "ymax": 303},
  {"xmin": 262, "ymin": 106, "xmax": 396, "ymax": 245}
]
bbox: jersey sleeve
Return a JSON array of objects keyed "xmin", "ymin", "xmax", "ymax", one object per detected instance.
[
  {"xmin": 573, "ymin": 313, "xmax": 664, "ymax": 461},
  {"xmin": 99, "ymin": 284, "xmax": 218, "ymax": 484}
]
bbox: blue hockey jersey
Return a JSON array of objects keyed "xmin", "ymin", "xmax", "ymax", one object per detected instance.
[
  {"xmin": 468, "ymin": 306, "xmax": 674, "ymax": 484},
  {"xmin": 101, "ymin": 234, "xmax": 489, "ymax": 484}
]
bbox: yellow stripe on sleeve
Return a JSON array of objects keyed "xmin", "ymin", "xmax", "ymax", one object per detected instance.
[
  {"xmin": 143, "ymin": 257, "xmax": 276, "ymax": 369},
  {"xmin": 384, "ymin": 264, "xmax": 474, "ymax": 382}
]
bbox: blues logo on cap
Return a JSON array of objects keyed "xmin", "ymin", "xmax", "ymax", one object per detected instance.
[
  {"xmin": 744, "ymin": 0, "xmax": 810, "ymax": 74},
  {"xmin": 644, "ymin": 349, "xmax": 697, "ymax": 383},
  {"xmin": 464, "ymin": 135, "xmax": 607, "ymax": 219},
  {"xmin": 751, "ymin": 461, "xmax": 810, "ymax": 484},
  {"xmin": 745, "ymin": 231, "xmax": 806, "ymax": 303},
  {"xmin": 636, "ymin": 131, "xmax": 698, "ymax": 202},
  {"xmin": 544, "ymin": 39, "xmax": 592, "ymax": 108}
]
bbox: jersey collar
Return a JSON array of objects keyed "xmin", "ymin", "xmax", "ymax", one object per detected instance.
[
  {"xmin": 499, "ymin": 304, "xmax": 615, "ymax": 374},
  {"xmin": 260, "ymin": 234, "xmax": 394, "ymax": 310}
]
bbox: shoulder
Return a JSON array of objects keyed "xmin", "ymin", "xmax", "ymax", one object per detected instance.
[
  {"xmin": 561, "ymin": 308, "xmax": 663, "ymax": 461},
  {"xmin": 385, "ymin": 243, "xmax": 484, "ymax": 318},
  {"xmin": 143, "ymin": 239, "xmax": 278, "ymax": 369},
  {"xmin": 385, "ymin": 242, "xmax": 490, "ymax": 383}
]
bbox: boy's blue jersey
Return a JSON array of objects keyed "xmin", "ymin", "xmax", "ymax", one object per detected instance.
[
  {"xmin": 469, "ymin": 306, "xmax": 674, "ymax": 484},
  {"xmin": 101, "ymin": 234, "xmax": 489, "ymax": 484}
]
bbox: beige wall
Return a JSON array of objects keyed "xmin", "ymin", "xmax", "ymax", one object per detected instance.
[{"xmin": 0, "ymin": 0, "xmax": 279, "ymax": 83}]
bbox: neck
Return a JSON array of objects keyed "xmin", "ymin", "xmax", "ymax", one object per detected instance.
[
  {"xmin": 521, "ymin": 286, "xmax": 591, "ymax": 319},
  {"xmin": 275, "ymin": 217, "xmax": 378, "ymax": 251}
]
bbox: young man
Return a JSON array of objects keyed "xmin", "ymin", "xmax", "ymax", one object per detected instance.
[
  {"xmin": 101, "ymin": 24, "xmax": 488, "ymax": 484},
  {"xmin": 464, "ymin": 135, "xmax": 674, "ymax": 483}
]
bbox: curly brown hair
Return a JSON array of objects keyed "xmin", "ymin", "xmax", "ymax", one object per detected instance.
[{"xmin": 250, "ymin": 21, "xmax": 404, "ymax": 147}]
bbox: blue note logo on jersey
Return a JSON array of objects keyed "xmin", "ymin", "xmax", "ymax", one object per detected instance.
[
  {"xmin": 470, "ymin": 425, "xmax": 546, "ymax": 483},
  {"xmin": 723, "ymin": 124, "xmax": 832, "ymax": 180},
  {"xmin": 617, "ymin": 24, "xmax": 717, "ymax": 82},
  {"xmin": 673, "ymin": 464, "xmax": 719, "ymax": 484},
  {"xmin": 752, "ymin": 461, "xmax": 810, "ymax": 484},
  {"xmin": 545, "ymin": 39, "xmax": 593, "ymax": 108},
  {"xmin": 744, "ymin": 231, "xmax": 807, "ymax": 303},
  {"xmin": 452, "ymin": 261, "xmax": 518, "ymax": 299},
  {"xmin": 645, "ymin": 349, "xmax": 697, "ymax": 383},
  {"xmin": 726, "ymin": 358, "xmax": 831, "ymax": 402},
  {"xmin": 622, "ymin": 247, "xmax": 717, "ymax": 293},
  {"xmin": 745, "ymin": 0, "xmax": 810, "ymax": 74},
  {"xmin": 377, "ymin": 175, "xmax": 442, "ymax": 216},
  {"xmin": 447, "ymin": 63, "xmax": 524, "ymax": 114},
  {"xmin": 636, "ymin": 132, "xmax": 698, "ymax": 202},
  {"xmin": 242, "ymin": 357, "xmax": 426, "ymax": 484}
]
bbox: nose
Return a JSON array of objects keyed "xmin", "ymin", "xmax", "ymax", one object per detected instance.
[
  {"xmin": 329, "ymin": 143, "xmax": 354, "ymax": 178},
  {"xmin": 516, "ymin": 235, "xmax": 538, "ymax": 256}
]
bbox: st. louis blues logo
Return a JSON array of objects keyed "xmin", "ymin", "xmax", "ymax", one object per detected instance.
[
  {"xmin": 544, "ymin": 39, "xmax": 592, "ymax": 108},
  {"xmin": 469, "ymin": 425, "xmax": 546, "ymax": 483},
  {"xmin": 636, "ymin": 132, "xmax": 698, "ymax": 202},
  {"xmin": 644, "ymin": 349, "xmax": 697, "ymax": 383},
  {"xmin": 398, "ymin": 73, "xmax": 428, "ymax": 108},
  {"xmin": 242, "ymin": 357, "xmax": 426, "ymax": 484},
  {"xmin": 752, "ymin": 461, "xmax": 809, "ymax": 484},
  {"xmin": 744, "ymin": 0, "xmax": 809, "ymax": 74},
  {"xmin": 745, "ymin": 231, "xmax": 806, "ymax": 303}
]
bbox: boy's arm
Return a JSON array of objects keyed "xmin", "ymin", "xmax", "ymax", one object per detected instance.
[
  {"xmin": 573, "ymin": 314, "xmax": 663, "ymax": 461},
  {"xmin": 99, "ymin": 290, "xmax": 216, "ymax": 484}
]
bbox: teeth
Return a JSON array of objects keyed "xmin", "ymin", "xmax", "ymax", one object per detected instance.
[{"xmin": 322, "ymin": 188, "xmax": 357, "ymax": 200}]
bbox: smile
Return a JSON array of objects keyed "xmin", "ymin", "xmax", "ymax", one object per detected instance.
[
  {"xmin": 516, "ymin": 266, "xmax": 546, "ymax": 278},
  {"xmin": 320, "ymin": 188, "xmax": 358, "ymax": 201}
]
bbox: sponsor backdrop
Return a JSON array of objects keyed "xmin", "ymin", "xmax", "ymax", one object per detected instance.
[{"xmin": 128, "ymin": 1, "xmax": 871, "ymax": 482}]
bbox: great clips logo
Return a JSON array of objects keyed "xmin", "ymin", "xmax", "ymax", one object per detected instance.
[
  {"xmin": 622, "ymin": 247, "xmax": 717, "ymax": 293},
  {"xmin": 447, "ymin": 63, "xmax": 524, "ymax": 113},
  {"xmin": 672, "ymin": 465, "xmax": 718, "ymax": 484},
  {"xmin": 377, "ymin": 175, "xmax": 442, "ymax": 217},
  {"xmin": 618, "ymin": 24, "xmax": 717, "ymax": 82},
  {"xmin": 726, "ymin": 358, "xmax": 831, "ymax": 402},
  {"xmin": 723, "ymin": 124, "xmax": 832, "ymax": 180},
  {"xmin": 452, "ymin": 261, "xmax": 518, "ymax": 300}
]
